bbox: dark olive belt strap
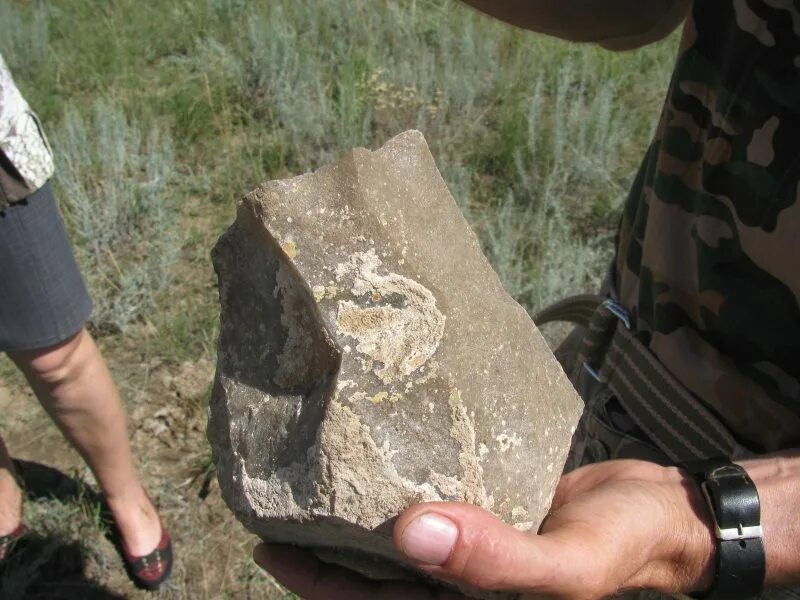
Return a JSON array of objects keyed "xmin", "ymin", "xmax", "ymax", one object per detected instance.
[{"xmin": 534, "ymin": 294, "xmax": 749, "ymax": 463}]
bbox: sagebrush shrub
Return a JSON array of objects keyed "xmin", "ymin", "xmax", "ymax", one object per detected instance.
[
  {"xmin": 55, "ymin": 103, "xmax": 178, "ymax": 332},
  {"xmin": 0, "ymin": 0, "xmax": 49, "ymax": 76}
]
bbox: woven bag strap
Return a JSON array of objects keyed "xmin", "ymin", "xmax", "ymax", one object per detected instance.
[{"xmin": 535, "ymin": 295, "xmax": 749, "ymax": 462}]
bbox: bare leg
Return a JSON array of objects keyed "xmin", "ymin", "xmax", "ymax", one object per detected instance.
[
  {"xmin": 0, "ymin": 436, "xmax": 23, "ymax": 537},
  {"xmin": 8, "ymin": 329, "xmax": 161, "ymax": 555}
]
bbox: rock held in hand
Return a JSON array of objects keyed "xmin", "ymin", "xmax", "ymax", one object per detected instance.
[{"xmin": 208, "ymin": 130, "xmax": 582, "ymax": 599}]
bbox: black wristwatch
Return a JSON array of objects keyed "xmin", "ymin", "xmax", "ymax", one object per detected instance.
[{"xmin": 683, "ymin": 459, "xmax": 765, "ymax": 600}]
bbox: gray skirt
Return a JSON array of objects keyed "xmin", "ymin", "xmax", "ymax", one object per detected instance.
[{"xmin": 0, "ymin": 182, "xmax": 92, "ymax": 352}]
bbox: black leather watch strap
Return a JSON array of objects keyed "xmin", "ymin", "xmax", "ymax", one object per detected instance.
[{"xmin": 684, "ymin": 460, "xmax": 765, "ymax": 600}]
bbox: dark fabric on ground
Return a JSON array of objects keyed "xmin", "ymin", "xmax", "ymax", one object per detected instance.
[{"xmin": 0, "ymin": 182, "xmax": 92, "ymax": 351}]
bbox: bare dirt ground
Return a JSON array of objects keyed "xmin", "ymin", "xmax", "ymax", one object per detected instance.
[{"xmin": 0, "ymin": 336, "xmax": 290, "ymax": 599}]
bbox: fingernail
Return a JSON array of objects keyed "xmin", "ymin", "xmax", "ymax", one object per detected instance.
[{"xmin": 401, "ymin": 512, "xmax": 458, "ymax": 565}]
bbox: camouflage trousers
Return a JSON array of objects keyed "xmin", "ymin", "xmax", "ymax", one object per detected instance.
[{"xmin": 556, "ymin": 326, "xmax": 800, "ymax": 600}]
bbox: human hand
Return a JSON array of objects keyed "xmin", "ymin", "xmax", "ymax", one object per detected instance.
[{"xmin": 254, "ymin": 460, "xmax": 716, "ymax": 599}]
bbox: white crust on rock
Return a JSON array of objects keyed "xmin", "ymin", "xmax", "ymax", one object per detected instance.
[{"xmin": 334, "ymin": 249, "xmax": 445, "ymax": 384}]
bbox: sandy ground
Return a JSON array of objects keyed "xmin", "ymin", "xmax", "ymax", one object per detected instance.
[{"xmin": 0, "ymin": 336, "xmax": 289, "ymax": 599}]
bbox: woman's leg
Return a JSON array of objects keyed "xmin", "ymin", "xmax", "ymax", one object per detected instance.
[
  {"xmin": 8, "ymin": 328, "xmax": 162, "ymax": 556},
  {"xmin": 0, "ymin": 436, "xmax": 23, "ymax": 537}
]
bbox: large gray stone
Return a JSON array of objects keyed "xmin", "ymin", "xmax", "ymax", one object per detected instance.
[{"xmin": 209, "ymin": 130, "xmax": 582, "ymax": 598}]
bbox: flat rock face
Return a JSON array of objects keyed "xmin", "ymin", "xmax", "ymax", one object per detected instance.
[{"xmin": 209, "ymin": 130, "xmax": 582, "ymax": 598}]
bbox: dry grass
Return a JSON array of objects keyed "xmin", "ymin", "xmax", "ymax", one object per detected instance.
[{"xmin": 0, "ymin": 0, "xmax": 678, "ymax": 596}]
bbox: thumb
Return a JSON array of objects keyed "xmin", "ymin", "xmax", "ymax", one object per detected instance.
[{"xmin": 393, "ymin": 502, "xmax": 575, "ymax": 595}]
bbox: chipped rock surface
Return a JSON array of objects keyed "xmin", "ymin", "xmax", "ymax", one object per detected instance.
[{"xmin": 208, "ymin": 130, "xmax": 583, "ymax": 599}]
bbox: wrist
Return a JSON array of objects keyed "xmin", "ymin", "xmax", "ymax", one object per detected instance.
[
  {"xmin": 671, "ymin": 466, "xmax": 717, "ymax": 594},
  {"xmin": 626, "ymin": 465, "xmax": 716, "ymax": 594}
]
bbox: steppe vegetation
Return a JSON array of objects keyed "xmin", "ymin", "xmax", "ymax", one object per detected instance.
[{"xmin": 0, "ymin": 0, "xmax": 677, "ymax": 597}]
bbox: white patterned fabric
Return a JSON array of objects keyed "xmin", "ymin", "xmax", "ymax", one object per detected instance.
[{"xmin": 0, "ymin": 53, "xmax": 54, "ymax": 199}]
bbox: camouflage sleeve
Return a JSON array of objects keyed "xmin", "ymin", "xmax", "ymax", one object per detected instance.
[
  {"xmin": 458, "ymin": 0, "xmax": 691, "ymax": 49},
  {"xmin": 615, "ymin": 0, "xmax": 800, "ymax": 452}
]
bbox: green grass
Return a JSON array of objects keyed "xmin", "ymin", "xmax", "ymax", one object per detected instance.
[
  {"xmin": 55, "ymin": 101, "xmax": 179, "ymax": 332},
  {"xmin": 2, "ymin": 0, "xmax": 678, "ymax": 336}
]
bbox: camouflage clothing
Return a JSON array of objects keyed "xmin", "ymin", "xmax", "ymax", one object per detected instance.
[
  {"xmin": 0, "ymin": 53, "xmax": 54, "ymax": 210},
  {"xmin": 615, "ymin": 0, "xmax": 800, "ymax": 453}
]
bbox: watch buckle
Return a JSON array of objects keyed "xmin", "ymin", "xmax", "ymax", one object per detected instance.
[
  {"xmin": 717, "ymin": 524, "xmax": 763, "ymax": 542},
  {"xmin": 701, "ymin": 482, "xmax": 763, "ymax": 541}
]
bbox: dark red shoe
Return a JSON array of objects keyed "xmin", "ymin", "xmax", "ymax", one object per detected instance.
[
  {"xmin": 119, "ymin": 522, "xmax": 173, "ymax": 591},
  {"xmin": 0, "ymin": 523, "xmax": 27, "ymax": 563}
]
